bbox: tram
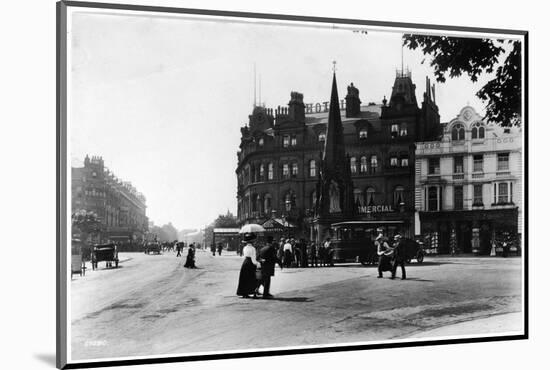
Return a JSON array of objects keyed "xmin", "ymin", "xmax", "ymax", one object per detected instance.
[{"xmin": 330, "ymin": 220, "xmax": 408, "ymax": 265}]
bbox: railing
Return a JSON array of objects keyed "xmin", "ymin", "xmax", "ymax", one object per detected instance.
[{"xmin": 472, "ymin": 172, "xmax": 484, "ymax": 179}]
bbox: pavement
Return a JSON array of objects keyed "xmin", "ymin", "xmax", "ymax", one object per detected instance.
[{"xmin": 69, "ymin": 249, "xmax": 524, "ymax": 361}]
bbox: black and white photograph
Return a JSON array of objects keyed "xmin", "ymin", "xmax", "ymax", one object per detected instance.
[{"xmin": 54, "ymin": 1, "xmax": 530, "ymax": 367}]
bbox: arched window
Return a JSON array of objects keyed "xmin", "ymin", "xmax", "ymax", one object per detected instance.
[
  {"xmin": 311, "ymin": 190, "xmax": 317, "ymax": 208},
  {"xmin": 394, "ymin": 186, "xmax": 405, "ymax": 207},
  {"xmin": 366, "ymin": 187, "xmax": 376, "ymax": 206},
  {"xmin": 318, "ymin": 132, "xmax": 326, "ymax": 142},
  {"xmin": 283, "ymin": 135, "xmax": 290, "ymax": 148},
  {"xmin": 353, "ymin": 188, "xmax": 364, "ymax": 206},
  {"xmin": 309, "ymin": 160, "xmax": 317, "ymax": 177},
  {"xmin": 284, "ymin": 192, "xmax": 296, "ymax": 211},
  {"xmin": 451, "ymin": 123, "xmax": 465, "ymax": 141},
  {"xmin": 252, "ymin": 194, "xmax": 258, "ymax": 212},
  {"xmin": 370, "ymin": 155, "xmax": 378, "ymax": 173},
  {"xmin": 360, "ymin": 156, "xmax": 368, "ymax": 172},
  {"xmin": 256, "ymin": 194, "xmax": 262, "ymax": 214},
  {"xmin": 282, "ymin": 163, "xmax": 290, "ymax": 178},
  {"xmin": 349, "ymin": 157, "xmax": 357, "ymax": 174},
  {"xmin": 268, "ymin": 163, "xmax": 274, "ymax": 180},
  {"xmin": 291, "ymin": 163, "xmax": 298, "ymax": 177},
  {"xmin": 471, "ymin": 122, "xmax": 485, "ymax": 139},
  {"xmin": 259, "ymin": 164, "xmax": 265, "ymax": 180},
  {"xmin": 264, "ymin": 194, "xmax": 272, "ymax": 214}
]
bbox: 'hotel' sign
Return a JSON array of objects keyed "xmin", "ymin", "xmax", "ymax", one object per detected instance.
[{"xmin": 305, "ymin": 100, "xmax": 346, "ymax": 114}]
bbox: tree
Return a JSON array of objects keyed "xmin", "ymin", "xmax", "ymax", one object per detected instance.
[
  {"xmin": 403, "ymin": 35, "xmax": 521, "ymax": 127},
  {"xmin": 72, "ymin": 210, "xmax": 103, "ymax": 256}
]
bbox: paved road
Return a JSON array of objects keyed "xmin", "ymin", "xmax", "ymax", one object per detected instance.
[{"xmin": 70, "ymin": 250, "xmax": 523, "ymax": 361}]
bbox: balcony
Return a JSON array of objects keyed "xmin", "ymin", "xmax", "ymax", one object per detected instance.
[
  {"xmin": 472, "ymin": 172, "xmax": 484, "ymax": 179},
  {"xmin": 452, "ymin": 173, "xmax": 464, "ymax": 180}
]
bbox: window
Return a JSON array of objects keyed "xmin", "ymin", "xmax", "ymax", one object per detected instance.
[
  {"xmin": 350, "ymin": 157, "xmax": 357, "ymax": 173},
  {"xmin": 474, "ymin": 184, "xmax": 483, "ymax": 206},
  {"xmin": 428, "ymin": 158, "xmax": 440, "ymax": 175},
  {"xmin": 473, "ymin": 155, "xmax": 484, "ymax": 172},
  {"xmin": 428, "ymin": 186, "xmax": 438, "ymax": 211},
  {"xmin": 311, "ymin": 191, "xmax": 317, "ymax": 208},
  {"xmin": 454, "ymin": 186, "xmax": 464, "ymax": 210},
  {"xmin": 264, "ymin": 194, "xmax": 272, "ymax": 214},
  {"xmin": 283, "ymin": 135, "xmax": 290, "ymax": 148},
  {"xmin": 454, "ymin": 156, "xmax": 464, "ymax": 173},
  {"xmin": 391, "ymin": 123, "xmax": 399, "ymax": 138},
  {"xmin": 360, "ymin": 156, "xmax": 368, "ymax": 172},
  {"xmin": 268, "ymin": 163, "xmax": 274, "ymax": 180},
  {"xmin": 291, "ymin": 163, "xmax": 298, "ymax": 177},
  {"xmin": 92, "ymin": 171, "xmax": 97, "ymax": 178},
  {"xmin": 394, "ymin": 186, "xmax": 405, "ymax": 207},
  {"xmin": 451, "ymin": 123, "xmax": 465, "ymax": 141},
  {"xmin": 282, "ymin": 163, "xmax": 289, "ymax": 178},
  {"xmin": 285, "ymin": 193, "xmax": 292, "ymax": 211},
  {"xmin": 252, "ymin": 194, "xmax": 258, "ymax": 212},
  {"xmin": 498, "ymin": 183, "xmax": 509, "ymax": 203},
  {"xmin": 259, "ymin": 164, "xmax": 265, "ymax": 180},
  {"xmin": 401, "ymin": 157, "xmax": 409, "ymax": 167},
  {"xmin": 400, "ymin": 123, "xmax": 408, "ymax": 136},
  {"xmin": 354, "ymin": 188, "xmax": 364, "ymax": 206},
  {"xmin": 471, "ymin": 122, "xmax": 485, "ymax": 139},
  {"xmin": 497, "ymin": 153, "xmax": 510, "ymax": 171},
  {"xmin": 366, "ymin": 187, "xmax": 376, "ymax": 206},
  {"xmin": 291, "ymin": 135, "xmax": 297, "ymax": 146},
  {"xmin": 390, "ymin": 156, "xmax": 399, "ymax": 167},
  {"xmin": 359, "ymin": 129, "xmax": 368, "ymax": 139},
  {"xmin": 258, "ymin": 137, "xmax": 264, "ymax": 146},
  {"xmin": 309, "ymin": 160, "xmax": 316, "ymax": 177},
  {"xmin": 318, "ymin": 132, "xmax": 326, "ymax": 142},
  {"xmin": 370, "ymin": 156, "xmax": 378, "ymax": 174}
]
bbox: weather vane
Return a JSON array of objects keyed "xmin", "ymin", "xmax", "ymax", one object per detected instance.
[{"xmin": 332, "ymin": 60, "xmax": 337, "ymax": 73}]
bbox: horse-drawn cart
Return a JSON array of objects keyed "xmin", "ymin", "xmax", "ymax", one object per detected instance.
[{"xmin": 91, "ymin": 243, "xmax": 119, "ymax": 270}]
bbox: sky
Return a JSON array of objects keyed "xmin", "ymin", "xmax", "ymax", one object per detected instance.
[{"xmin": 68, "ymin": 9, "xmax": 510, "ymax": 230}]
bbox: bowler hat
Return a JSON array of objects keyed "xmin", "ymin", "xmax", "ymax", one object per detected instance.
[{"xmin": 243, "ymin": 232, "xmax": 257, "ymax": 242}]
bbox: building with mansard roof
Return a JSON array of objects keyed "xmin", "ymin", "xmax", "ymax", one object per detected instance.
[
  {"xmin": 236, "ymin": 68, "xmax": 441, "ymax": 242},
  {"xmin": 415, "ymin": 106, "xmax": 522, "ymax": 255},
  {"xmin": 72, "ymin": 155, "xmax": 149, "ymax": 243}
]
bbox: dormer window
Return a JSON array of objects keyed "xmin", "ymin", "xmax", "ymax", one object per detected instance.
[
  {"xmin": 359, "ymin": 129, "xmax": 368, "ymax": 139},
  {"xmin": 283, "ymin": 135, "xmax": 290, "ymax": 148},
  {"xmin": 318, "ymin": 132, "xmax": 326, "ymax": 142}
]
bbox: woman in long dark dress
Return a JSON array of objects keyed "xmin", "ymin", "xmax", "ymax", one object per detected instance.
[
  {"xmin": 236, "ymin": 233, "xmax": 258, "ymax": 298},
  {"xmin": 184, "ymin": 244, "xmax": 196, "ymax": 268}
]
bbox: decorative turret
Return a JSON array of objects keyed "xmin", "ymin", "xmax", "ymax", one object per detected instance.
[{"xmin": 345, "ymin": 83, "xmax": 361, "ymax": 117}]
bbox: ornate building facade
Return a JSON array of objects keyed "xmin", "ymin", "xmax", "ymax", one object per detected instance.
[
  {"xmin": 72, "ymin": 155, "xmax": 149, "ymax": 243},
  {"xmin": 236, "ymin": 68, "xmax": 441, "ymax": 242},
  {"xmin": 415, "ymin": 106, "xmax": 522, "ymax": 254}
]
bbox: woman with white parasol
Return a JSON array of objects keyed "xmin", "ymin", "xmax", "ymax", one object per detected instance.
[{"xmin": 236, "ymin": 224, "xmax": 265, "ymax": 299}]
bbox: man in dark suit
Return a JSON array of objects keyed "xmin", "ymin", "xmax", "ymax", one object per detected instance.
[
  {"xmin": 391, "ymin": 234, "xmax": 406, "ymax": 280},
  {"xmin": 257, "ymin": 236, "xmax": 283, "ymax": 299}
]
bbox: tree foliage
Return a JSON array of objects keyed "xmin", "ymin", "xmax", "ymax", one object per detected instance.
[{"xmin": 403, "ymin": 35, "xmax": 521, "ymax": 127}]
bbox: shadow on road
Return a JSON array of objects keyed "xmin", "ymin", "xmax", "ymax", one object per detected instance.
[
  {"xmin": 403, "ymin": 277, "xmax": 435, "ymax": 282},
  {"xmin": 267, "ymin": 296, "xmax": 312, "ymax": 303}
]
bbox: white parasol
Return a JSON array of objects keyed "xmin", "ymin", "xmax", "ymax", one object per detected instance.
[{"xmin": 239, "ymin": 224, "xmax": 266, "ymax": 234}]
